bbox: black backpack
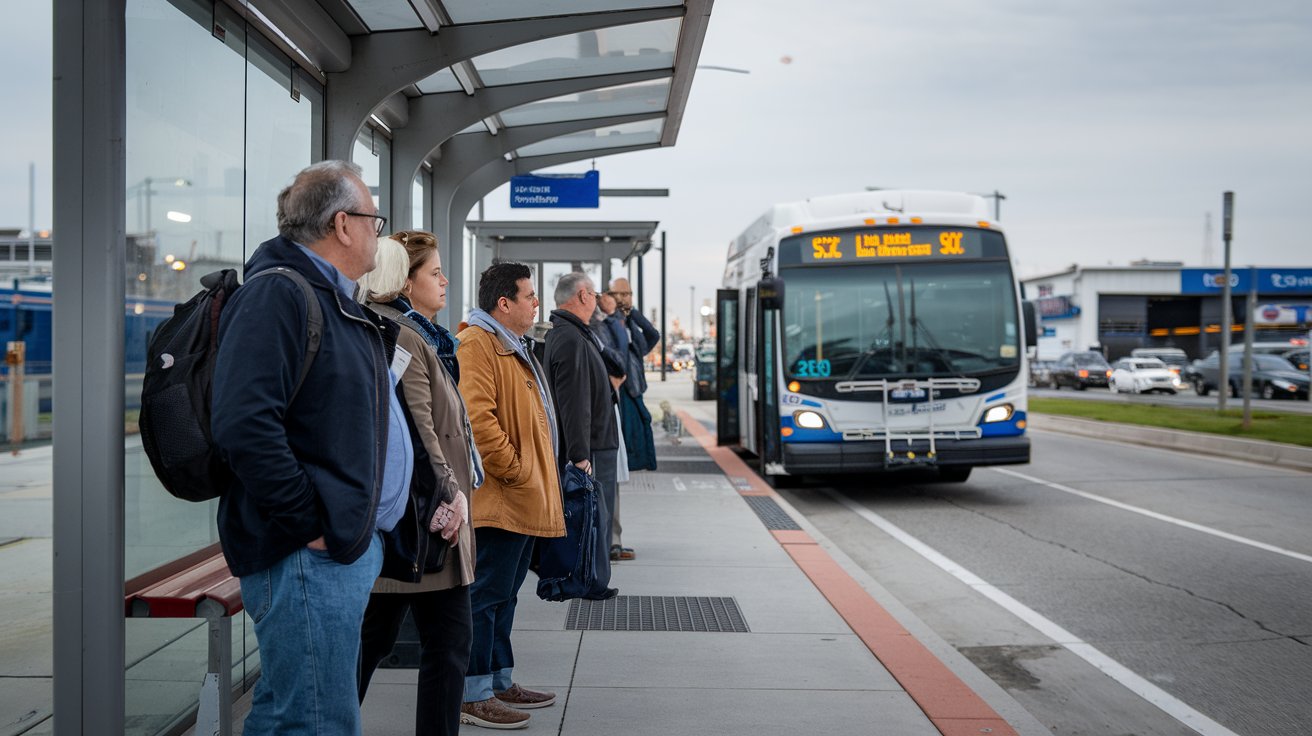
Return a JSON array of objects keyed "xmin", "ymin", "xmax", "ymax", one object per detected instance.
[{"xmin": 139, "ymin": 267, "xmax": 323, "ymax": 502}]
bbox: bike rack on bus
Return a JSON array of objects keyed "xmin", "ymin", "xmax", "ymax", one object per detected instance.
[{"xmin": 833, "ymin": 377, "xmax": 982, "ymax": 467}]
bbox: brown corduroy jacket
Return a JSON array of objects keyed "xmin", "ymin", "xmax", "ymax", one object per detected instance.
[{"xmin": 455, "ymin": 323, "xmax": 564, "ymax": 538}]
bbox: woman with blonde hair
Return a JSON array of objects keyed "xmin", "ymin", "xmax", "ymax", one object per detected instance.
[{"xmin": 357, "ymin": 230, "xmax": 482, "ymax": 736}]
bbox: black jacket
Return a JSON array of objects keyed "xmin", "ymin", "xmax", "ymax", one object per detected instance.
[
  {"xmin": 211, "ymin": 236, "xmax": 398, "ymax": 577},
  {"xmin": 544, "ymin": 309, "xmax": 619, "ymax": 465}
]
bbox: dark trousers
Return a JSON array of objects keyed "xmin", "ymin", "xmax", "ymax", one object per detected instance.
[
  {"xmin": 358, "ymin": 585, "xmax": 472, "ymax": 736},
  {"xmin": 464, "ymin": 527, "xmax": 535, "ymax": 702},
  {"xmin": 592, "ymin": 448, "xmax": 617, "ymax": 588}
]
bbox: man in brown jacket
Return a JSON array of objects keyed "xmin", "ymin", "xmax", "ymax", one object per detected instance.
[{"xmin": 456, "ymin": 262, "xmax": 565, "ymax": 730}]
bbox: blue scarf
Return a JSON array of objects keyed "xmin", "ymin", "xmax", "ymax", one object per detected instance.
[{"xmin": 390, "ymin": 297, "xmax": 459, "ymax": 383}]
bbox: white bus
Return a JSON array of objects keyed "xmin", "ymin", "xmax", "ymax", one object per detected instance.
[{"xmin": 715, "ymin": 190, "xmax": 1036, "ymax": 484}]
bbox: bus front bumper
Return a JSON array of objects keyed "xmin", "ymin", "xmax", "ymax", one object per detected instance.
[{"xmin": 781, "ymin": 436, "xmax": 1030, "ymax": 474}]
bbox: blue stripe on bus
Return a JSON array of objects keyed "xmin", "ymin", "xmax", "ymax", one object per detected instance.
[
  {"xmin": 978, "ymin": 410, "xmax": 1027, "ymax": 437},
  {"xmin": 779, "ymin": 414, "xmax": 844, "ymax": 443}
]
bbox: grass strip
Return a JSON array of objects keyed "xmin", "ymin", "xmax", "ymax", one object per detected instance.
[{"xmin": 1029, "ymin": 397, "xmax": 1312, "ymax": 448}]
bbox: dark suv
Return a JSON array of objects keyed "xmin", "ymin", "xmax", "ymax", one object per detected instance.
[{"xmin": 1048, "ymin": 351, "xmax": 1112, "ymax": 390}]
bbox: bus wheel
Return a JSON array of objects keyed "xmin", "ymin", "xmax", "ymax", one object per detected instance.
[{"xmin": 938, "ymin": 466, "xmax": 972, "ymax": 483}]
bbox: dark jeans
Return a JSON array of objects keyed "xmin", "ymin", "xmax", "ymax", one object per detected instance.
[
  {"xmin": 463, "ymin": 527, "xmax": 535, "ymax": 702},
  {"xmin": 358, "ymin": 585, "xmax": 472, "ymax": 736}
]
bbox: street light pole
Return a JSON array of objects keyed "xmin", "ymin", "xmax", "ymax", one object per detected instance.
[
  {"xmin": 1219, "ymin": 191, "xmax": 1234, "ymax": 412},
  {"xmin": 660, "ymin": 231, "xmax": 667, "ymax": 382},
  {"xmin": 690, "ymin": 285, "xmax": 695, "ymax": 341}
]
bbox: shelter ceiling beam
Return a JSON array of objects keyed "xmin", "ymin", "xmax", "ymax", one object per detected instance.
[{"xmin": 325, "ymin": 6, "xmax": 684, "ymax": 160}]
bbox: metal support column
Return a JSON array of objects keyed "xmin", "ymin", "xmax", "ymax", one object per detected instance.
[
  {"xmin": 53, "ymin": 0, "xmax": 128, "ymax": 732},
  {"xmin": 660, "ymin": 231, "xmax": 667, "ymax": 382}
]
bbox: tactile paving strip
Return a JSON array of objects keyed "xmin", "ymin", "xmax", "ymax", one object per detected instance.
[
  {"xmin": 648, "ymin": 459, "xmax": 723, "ymax": 474},
  {"xmin": 565, "ymin": 595, "xmax": 750, "ymax": 632},
  {"xmin": 742, "ymin": 495, "xmax": 802, "ymax": 530}
]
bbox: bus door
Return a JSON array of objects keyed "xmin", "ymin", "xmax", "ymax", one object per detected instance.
[
  {"xmin": 742, "ymin": 287, "xmax": 758, "ymax": 452},
  {"xmin": 756, "ymin": 278, "xmax": 784, "ymax": 470},
  {"xmin": 715, "ymin": 288, "xmax": 740, "ymax": 446}
]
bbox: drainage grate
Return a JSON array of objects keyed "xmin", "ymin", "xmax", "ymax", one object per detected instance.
[
  {"xmin": 566, "ymin": 596, "xmax": 749, "ymax": 632},
  {"xmin": 743, "ymin": 495, "xmax": 801, "ymax": 530},
  {"xmin": 652, "ymin": 459, "xmax": 724, "ymax": 474}
]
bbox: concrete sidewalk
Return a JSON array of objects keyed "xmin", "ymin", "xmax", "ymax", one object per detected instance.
[{"xmin": 351, "ymin": 377, "xmax": 1050, "ymax": 736}]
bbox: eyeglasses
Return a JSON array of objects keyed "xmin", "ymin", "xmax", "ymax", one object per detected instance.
[
  {"xmin": 342, "ymin": 211, "xmax": 388, "ymax": 236},
  {"xmin": 608, "ymin": 290, "xmax": 632, "ymax": 297}
]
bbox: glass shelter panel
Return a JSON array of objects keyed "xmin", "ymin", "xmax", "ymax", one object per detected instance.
[
  {"xmin": 515, "ymin": 119, "xmax": 663, "ymax": 158},
  {"xmin": 469, "ymin": 17, "xmax": 680, "ymax": 87},
  {"xmin": 444, "ymin": 0, "xmax": 676, "ymax": 24},
  {"xmin": 125, "ymin": 0, "xmax": 321, "ymax": 731},
  {"xmin": 500, "ymin": 79, "xmax": 671, "ymax": 128}
]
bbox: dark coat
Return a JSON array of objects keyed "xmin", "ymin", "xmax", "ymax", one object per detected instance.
[
  {"xmin": 617, "ymin": 309, "xmax": 661, "ymax": 397},
  {"xmin": 545, "ymin": 309, "xmax": 619, "ymax": 465},
  {"xmin": 212, "ymin": 236, "xmax": 398, "ymax": 577}
]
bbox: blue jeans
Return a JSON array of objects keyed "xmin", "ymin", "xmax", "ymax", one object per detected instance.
[
  {"xmin": 463, "ymin": 527, "xmax": 534, "ymax": 703},
  {"xmin": 240, "ymin": 534, "xmax": 383, "ymax": 736}
]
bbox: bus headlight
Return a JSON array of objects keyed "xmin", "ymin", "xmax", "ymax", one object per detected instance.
[
  {"xmin": 794, "ymin": 410, "xmax": 827, "ymax": 429},
  {"xmin": 982, "ymin": 404, "xmax": 1014, "ymax": 423}
]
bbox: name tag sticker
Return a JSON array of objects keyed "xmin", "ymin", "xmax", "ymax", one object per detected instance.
[{"xmin": 391, "ymin": 345, "xmax": 413, "ymax": 378}]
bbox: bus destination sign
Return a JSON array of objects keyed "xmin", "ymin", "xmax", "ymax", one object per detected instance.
[{"xmin": 798, "ymin": 226, "xmax": 986, "ymax": 264}]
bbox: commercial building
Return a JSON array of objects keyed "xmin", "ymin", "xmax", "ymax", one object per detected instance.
[{"xmin": 1022, "ymin": 263, "xmax": 1312, "ymax": 360}]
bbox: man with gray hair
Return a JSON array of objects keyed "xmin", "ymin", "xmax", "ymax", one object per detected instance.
[
  {"xmin": 544, "ymin": 271, "xmax": 620, "ymax": 598},
  {"xmin": 211, "ymin": 160, "xmax": 412, "ymax": 736}
]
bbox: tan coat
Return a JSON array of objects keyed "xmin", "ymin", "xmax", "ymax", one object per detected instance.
[
  {"xmin": 455, "ymin": 324, "xmax": 564, "ymax": 538},
  {"xmin": 369, "ymin": 302, "xmax": 476, "ymax": 593}
]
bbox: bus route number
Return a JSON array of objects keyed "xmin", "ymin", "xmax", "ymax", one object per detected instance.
[
  {"xmin": 939, "ymin": 231, "xmax": 965, "ymax": 255},
  {"xmin": 811, "ymin": 236, "xmax": 842, "ymax": 260},
  {"xmin": 795, "ymin": 359, "xmax": 832, "ymax": 377}
]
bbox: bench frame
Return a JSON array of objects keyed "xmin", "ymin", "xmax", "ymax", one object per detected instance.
[{"xmin": 125, "ymin": 543, "xmax": 243, "ymax": 736}]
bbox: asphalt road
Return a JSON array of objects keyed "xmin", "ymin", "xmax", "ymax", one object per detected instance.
[{"xmin": 775, "ymin": 430, "xmax": 1312, "ymax": 736}]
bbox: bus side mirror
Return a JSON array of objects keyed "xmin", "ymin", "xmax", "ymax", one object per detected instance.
[
  {"xmin": 758, "ymin": 277, "xmax": 784, "ymax": 310},
  {"xmin": 1022, "ymin": 301, "xmax": 1038, "ymax": 348}
]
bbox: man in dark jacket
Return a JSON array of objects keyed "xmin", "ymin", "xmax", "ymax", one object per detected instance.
[
  {"xmin": 211, "ymin": 160, "xmax": 413, "ymax": 736},
  {"xmin": 544, "ymin": 271, "xmax": 619, "ymax": 598}
]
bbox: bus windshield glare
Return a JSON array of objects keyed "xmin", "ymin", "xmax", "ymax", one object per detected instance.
[{"xmin": 781, "ymin": 261, "xmax": 1020, "ymax": 380}]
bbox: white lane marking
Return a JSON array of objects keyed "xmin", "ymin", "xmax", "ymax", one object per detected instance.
[
  {"xmin": 671, "ymin": 476, "xmax": 687, "ymax": 492},
  {"xmin": 992, "ymin": 467, "xmax": 1312, "ymax": 565},
  {"xmin": 820, "ymin": 487, "xmax": 1241, "ymax": 736}
]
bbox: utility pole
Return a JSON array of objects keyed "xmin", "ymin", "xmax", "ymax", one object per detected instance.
[
  {"xmin": 1218, "ymin": 191, "xmax": 1234, "ymax": 412},
  {"xmin": 660, "ymin": 231, "xmax": 667, "ymax": 382},
  {"xmin": 1241, "ymin": 267, "xmax": 1255, "ymax": 428},
  {"xmin": 28, "ymin": 163, "xmax": 36, "ymax": 275},
  {"xmin": 689, "ymin": 285, "xmax": 695, "ymax": 341}
]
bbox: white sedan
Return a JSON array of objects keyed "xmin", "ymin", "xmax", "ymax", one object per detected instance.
[{"xmin": 1109, "ymin": 358, "xmax": 1182, "ymax": 394}]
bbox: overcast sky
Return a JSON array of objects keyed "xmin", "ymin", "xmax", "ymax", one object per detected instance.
[{"xmin": 3, "ymin": 1, "xmax": 1310, "ymax": 329}]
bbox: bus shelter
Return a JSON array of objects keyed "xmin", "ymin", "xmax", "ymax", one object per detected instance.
[
  {"xmin": 50, "ymin": 1, "xmax": 712, "ymax": 733},
  {"xmin": 466, "ymin": 220, "xmax": 657, "ymax": 322}
]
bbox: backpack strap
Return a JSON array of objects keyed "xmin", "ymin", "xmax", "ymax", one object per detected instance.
[{"xmin": 245, "ymin": 267, "xmax": 324, "ymax": 402}]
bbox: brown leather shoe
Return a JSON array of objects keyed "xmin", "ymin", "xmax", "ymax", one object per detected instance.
[
  {"xmin": 495, "ymin": 683, "xmax": 556, "ymax": 709},
  {"xmin": 460, "ymin": 698, "xmax": 530, "ymax": 729},
  {"xmin": 610, "ymin": 546, "xmax": 636, "ymax": 561}
]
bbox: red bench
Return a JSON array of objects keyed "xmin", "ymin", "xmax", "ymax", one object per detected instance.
[{"xmin": 125, "ymin": 544, "xmax": 243, "ymax": 736}]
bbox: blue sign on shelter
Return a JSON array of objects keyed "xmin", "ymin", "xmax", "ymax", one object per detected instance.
[{"xmin": 510, "ymin": 171, "xmax": 599, "ymax": 208}]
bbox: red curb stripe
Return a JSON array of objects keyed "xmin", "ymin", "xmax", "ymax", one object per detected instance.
[{"xmin": 678, "ymin": 410, "xmax": 1018, "ymax": 736}]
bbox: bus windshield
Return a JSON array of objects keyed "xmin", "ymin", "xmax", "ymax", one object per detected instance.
[{"xmin": 780, "ymin": 261, "xmax": 1020, "ymax": 380}]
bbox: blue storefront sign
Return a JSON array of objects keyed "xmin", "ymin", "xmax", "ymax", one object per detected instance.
[
  {"xmin": 1180, "ymin": 268, "xmax": 1312, "ymax": 295},
  {"xmin": 509, "ymin": 171, "xmax": 599, "ymax": 208}
]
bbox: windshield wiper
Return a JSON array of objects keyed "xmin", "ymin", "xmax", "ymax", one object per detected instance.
[
  {"xmin": 844, "ymin": 281, "xmax": 897, "ymax": 380},
  {"xmin": 909, "ymin": 277, "xmax": 970, "ymax": 381}
]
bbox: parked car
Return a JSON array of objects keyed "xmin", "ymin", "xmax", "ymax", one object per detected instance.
[
  {"xmin": 1192, "ymin": 352, "xmax": 1310, "ymax": 399},
  {"xmin": 1109, "ymin": 357, "xmax": 1180, "ymax": 394},
  {"xmin": 1028, "ymin": 359, "xmax": 1055, "ymax": 387},
  {"xmin": 1129, "ymin": 347, "xmax": 1189, "ymax": 378},
  {"xmin": 1048, "ymin": 351, "xmax": 1112, "ymax": 390}
]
